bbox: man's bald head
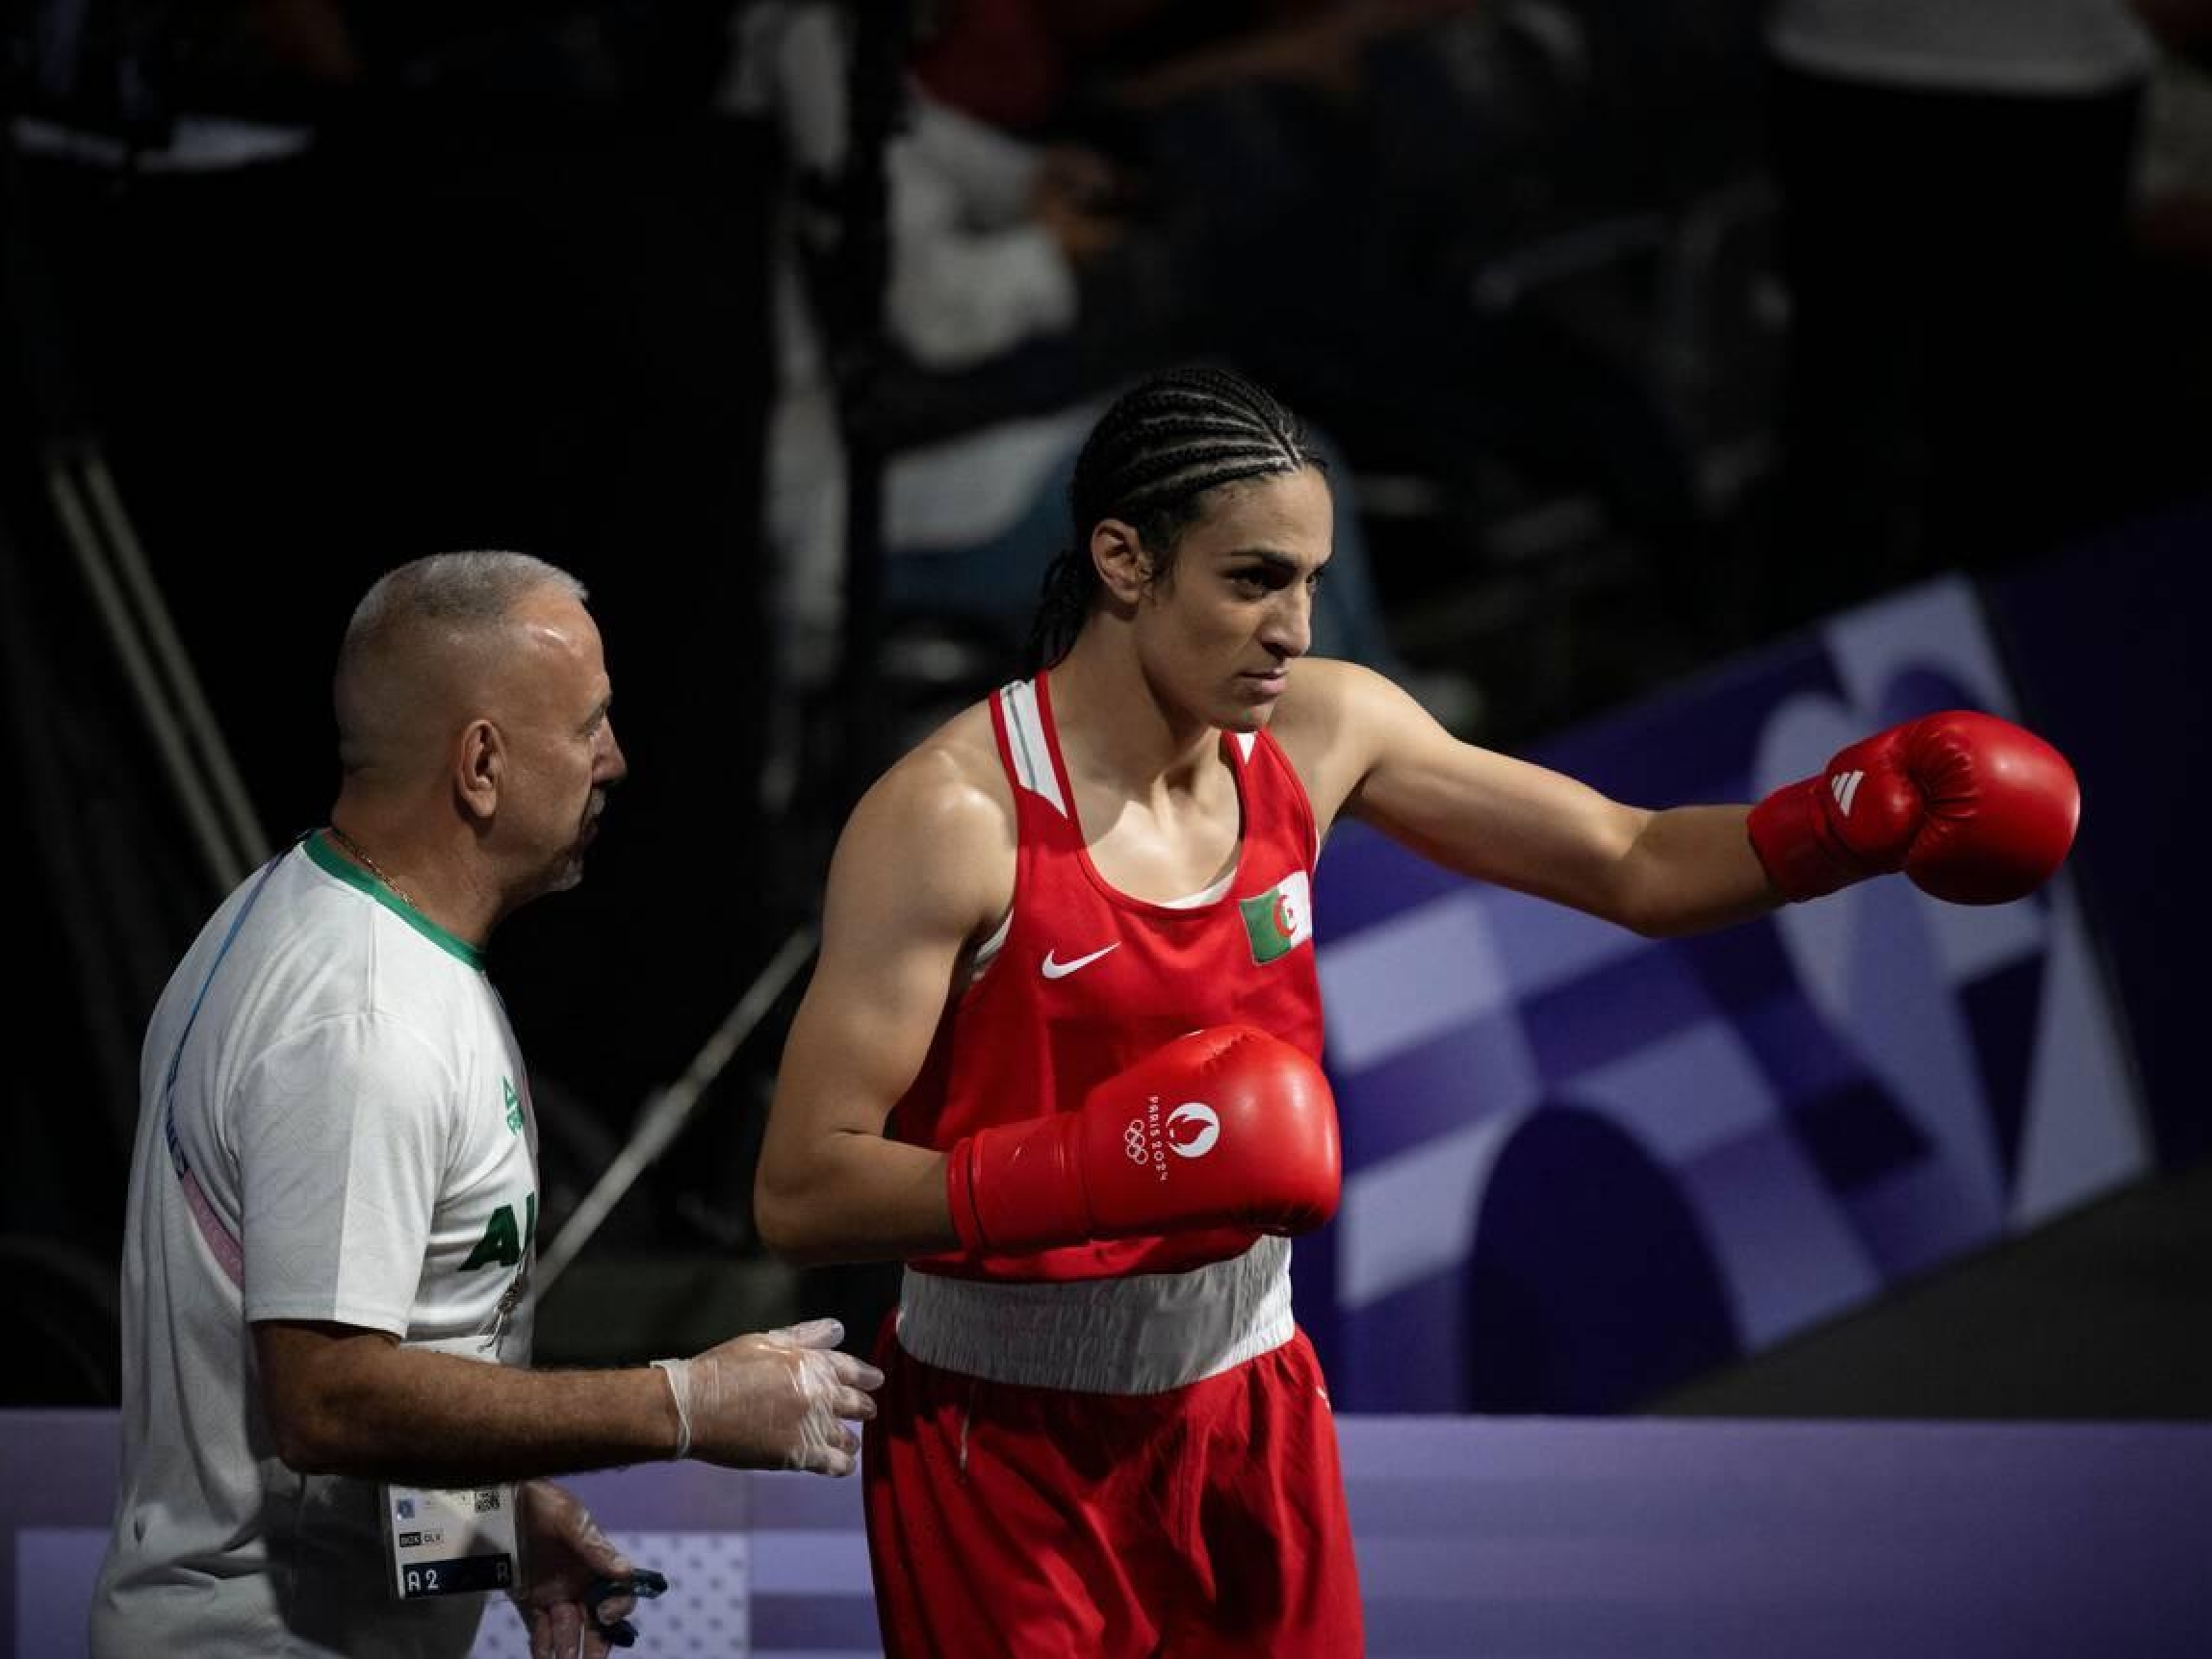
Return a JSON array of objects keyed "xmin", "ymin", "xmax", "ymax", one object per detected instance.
[{"xmin": 334, "ymin": 550, "xmax": 589, "ymax": 780}]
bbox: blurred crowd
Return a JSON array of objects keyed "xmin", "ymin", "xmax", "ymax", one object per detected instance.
[{"xmin": 11, "ymin": 0, "xmax": 2211, "ymax": 755}]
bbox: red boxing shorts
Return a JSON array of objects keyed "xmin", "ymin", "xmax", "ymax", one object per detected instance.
[{"xmin": 862, "ymin": 1311, "xmax": 1364, "ymax": 1657}]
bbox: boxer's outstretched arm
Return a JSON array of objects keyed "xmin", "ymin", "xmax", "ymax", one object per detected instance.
[
  {"xmin": 1279, "ymin": 661, "xmax": 1777, "ymax": 936},
  {"xmin": 1276, "ymin": 664, "xmax": 2077, "ymax": 934}
]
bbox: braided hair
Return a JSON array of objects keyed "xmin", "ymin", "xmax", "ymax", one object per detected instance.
[{"xmin": 1027, "ymin": 365, "xmax": 1327, "ymax": 670}]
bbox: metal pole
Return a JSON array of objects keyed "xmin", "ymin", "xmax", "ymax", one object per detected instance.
[
  {"xmin": 45, "ymin": 444, "xmax": 260, "ymax": 892},
  {"xmin": 81, "ymin": 446, "xmax": 269, "ymax": 868}
]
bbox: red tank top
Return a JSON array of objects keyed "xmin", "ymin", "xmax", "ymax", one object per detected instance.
[{"xmin": 892, "ymin": 670, "xmax": 1325, "ymax": 1283}]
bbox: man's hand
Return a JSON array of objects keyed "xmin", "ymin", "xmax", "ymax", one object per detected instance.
[
  {"xmin": 655, "ymin": 1318, "xmax": 885, "ymax": 1475},
  {"xmin": 511, "ymin": 1480, "xmax": 634, "ymax": 1659}
]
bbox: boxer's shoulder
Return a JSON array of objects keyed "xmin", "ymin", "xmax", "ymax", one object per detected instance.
[{"xmin": 855, "ymin": 702, "xmax": 1016, "ymax": 862}]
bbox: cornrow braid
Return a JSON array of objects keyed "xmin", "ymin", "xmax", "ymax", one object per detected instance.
[{"xmin": 1027, "ymin": 365, "xmax": 1327, "ymax": 670}]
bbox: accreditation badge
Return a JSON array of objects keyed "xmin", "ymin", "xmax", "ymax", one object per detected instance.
[
  {"xmin": 379, "ymin": 1335, "xmax": 521, "ymax": 1600},
  {"xmin": 381, "ymin": 1480, "xmax": 519, "ymax": 1599}
]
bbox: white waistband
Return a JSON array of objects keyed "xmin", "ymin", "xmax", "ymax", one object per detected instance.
[{"xmin": 895, "ymin": 1236, "xmax": 1295, "ymax": 1395}]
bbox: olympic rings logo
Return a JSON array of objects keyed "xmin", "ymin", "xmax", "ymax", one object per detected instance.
[{"xmin": 1124, "ymin": 1121, "xmax": 1149, "ymax": 1164}]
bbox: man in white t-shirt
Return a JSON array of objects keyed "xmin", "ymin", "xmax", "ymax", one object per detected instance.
[{"xmin": 90, "ymin": 550, "xmax": 884, "ymax": 1658}]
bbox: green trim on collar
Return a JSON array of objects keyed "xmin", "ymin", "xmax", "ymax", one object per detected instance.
[{"xmin": 305, "ymin": 830, "xmax": 485, "ymax": 970}]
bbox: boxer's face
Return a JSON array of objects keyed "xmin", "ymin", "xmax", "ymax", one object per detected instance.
[{"xmin": 1130, "ymin": 466, "xmax": 1333, "ymax": 732}]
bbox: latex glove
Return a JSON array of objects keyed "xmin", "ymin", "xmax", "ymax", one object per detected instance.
[
  {"xmin": 510, "ymin": 1480, "xmax": 634, "ymax": 1659},
  {"xmin": 653, "ymin": 1316, "xmax": 884, "ymax": 1475}
]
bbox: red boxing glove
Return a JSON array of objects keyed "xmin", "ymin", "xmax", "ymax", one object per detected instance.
[
  {"xmin": 1748, "ymin": 709, "xmax": 2080, "ymax": 906},
  {"xmin": 945, "ymin": 1025, "xmax": 1341, "ymax": 1254}
]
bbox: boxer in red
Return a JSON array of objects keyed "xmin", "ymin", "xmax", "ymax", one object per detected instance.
[{"xmin": 756, "ymin": 365, "xmax": 2080, "ymax": 1656}]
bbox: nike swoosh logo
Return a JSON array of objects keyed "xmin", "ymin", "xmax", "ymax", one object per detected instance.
[{"xmin": 1041, "ymin": 943, "xmax": 1119, "ymax": 980}]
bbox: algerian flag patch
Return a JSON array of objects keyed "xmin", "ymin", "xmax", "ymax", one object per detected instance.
[{"xmin": 1239, "ymin": 870, "xmax": 1314, "ymax": 964}]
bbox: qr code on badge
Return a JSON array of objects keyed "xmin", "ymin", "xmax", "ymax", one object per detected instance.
[{"xmin": 475, "ymin": 1490, "xmax": 502, "ymax": 1513}]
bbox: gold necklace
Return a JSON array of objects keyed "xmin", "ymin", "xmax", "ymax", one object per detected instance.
[{"xmin": 326, "ymin": 823, "xmax": 420, "ymax": 910}]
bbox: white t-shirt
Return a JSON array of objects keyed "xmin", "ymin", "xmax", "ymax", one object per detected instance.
[{"xmin": 91, "ymin": 834, "xmax": 542, "ymax": 1657}]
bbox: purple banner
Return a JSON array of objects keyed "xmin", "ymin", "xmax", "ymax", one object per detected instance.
[{"xmin": 14, "ymin": 1410, "xmax": 2207, "ymax": 1657}]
